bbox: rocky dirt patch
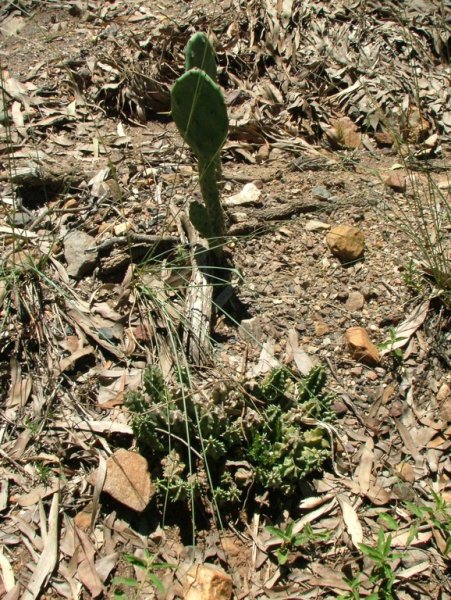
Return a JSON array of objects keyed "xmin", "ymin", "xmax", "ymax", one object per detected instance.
[{"xmin": 0, "ymin": 1, "xmax": 450, "ymax": 599}]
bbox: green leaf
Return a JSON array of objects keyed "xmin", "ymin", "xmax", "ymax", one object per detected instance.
[
  {"xmin": 378, "ymin": 513, "xmax": 399, "ymax": 531},
  {"xmin": 112, "ymin": 577, "xmax": 139, "ymax": 588},
  {"xmin": 148, "ymin": 573, "xmax": 165, "ymax": 593},
  {"xmin": 276, "ymin": 547, "xmax": 289, "ymax": 565},
  {"xmin": 404, "ymin": 501, "xmax": 425, "ymax": 519},
  {"xmin": 266, "ymin": 525, "xmax": 289, "ymax": 541},
  {"xmin": 359, "ymin": 543, "xmax": 383, "ymax": 561},
  {"xmin": 123, "ymin": 554, "xmax": 147, "ymax": 568}
]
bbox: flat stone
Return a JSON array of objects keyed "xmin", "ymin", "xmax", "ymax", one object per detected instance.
[
  {"xmin": 345, "ymin": 327, "xmax": 381, "ymax": 366},
  {"xmin": 184, "ymin": 564, "xmax": 232, "ymax": 600},
  {"xmin": 346, "ymin": 291, "xmax": 365, "ymax": 312},
  {"xmin": 305, "ymin": 219, "xmax": 331, "ymax": 231},
  {"xmin": 6, "ymin": 210, "xmax": 32, "ymax": 227},
  {"xmin": 238, "ymin": 317, "xmax": 264, "ymax": 345},
  {"xmin": 64, "ymin": 231, "xmax": 97, "ymax": 279},
  {"xmin": 311, "ymin": 186, "xmax": 332, "ymax": 201},
  {"xmin": 437, "ymin": 383, "xmax": 450, "ymax": 404},
  {"xmin": 326, "ymin": 224, "xmax": 365, "ymax": 263},
  {"xmin": 224, "ymin": 182, "xmax": 261, "ymax": 207},
  {"xmin": 101, "ymin": 449, "xmax": 155, "ymax": 512}
]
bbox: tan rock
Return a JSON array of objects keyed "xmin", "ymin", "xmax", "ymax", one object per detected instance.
[
  {"xmin": 326, "ymin": 225, "xmax": 365, "ymax": 263},
  {"xmin": 238, "ymin": 317, "xmax": 264, "ymax": 345},
  {"xmin": 328, "ymin": 117, "xmax": 361, "ymax": 149},
  {"xmin": 345, "ymin": 327, "xmax": 381, "ymax": 366},
  {"xmin": 305, "ymin": 219, "xmax": 331, "ymax": 232},
  {"xmin": 314, "ymin": 320, "xmax": 330, "ymax": 336},
  {"xmin": 184, "ymin": 564, "xmax": 232, "ymax": 600},
  {"xmin": 439, "ymin": 398, "xmax": 451, "ymax": 423},
  {"xmin": 346, "ymin": 291, "xmax": 365, "ymax": 312},
  {"xmin": 384, "ymin": 173, "xmax": 406, "ymax": 193},
  {"xmin": 102, "ymin": 449, "xmax": 155, "ymax": 512}
]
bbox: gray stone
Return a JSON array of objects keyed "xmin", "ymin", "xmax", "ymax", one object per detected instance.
[
  {"xmin": 312, "ymin": 186, "xmax": 332, "ymax": 200},
  {"xmin": 64, "ymin": 231, "xmax": 97, "ymax": 278}
]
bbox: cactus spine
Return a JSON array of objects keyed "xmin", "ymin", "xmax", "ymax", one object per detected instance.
[{"xmin": 171, "ymin": 33, "xmax": 228, "ymax": 261}]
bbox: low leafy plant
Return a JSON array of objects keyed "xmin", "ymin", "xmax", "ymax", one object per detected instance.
[
  {"xmin": 125, "ymin": 363, "xmax": 335, "ymax": 509},
  {"xmin": 339, "ymin": 530, "xmax": 400, "ymax": 600},
  {"xmin": 405, "ymin": 491, "xmax": 451, "ymax": 556},
  {"xmin": 377, "ymin": 327, "xmax": 406, "ymax": 364},
  {"xmin": 266, "ymin": 521, "xmax": 330, "ymax": 565},
  {"xmin": 113, "ymin": 551, "xmax": 175, "ymax": 599},
  {"xmin": 338, "ymin": 574, "xmax": 379, "ymax": 600},
  {"xmin": 359, "ymin": 530, "xmax": 400, "ymax": 600}
]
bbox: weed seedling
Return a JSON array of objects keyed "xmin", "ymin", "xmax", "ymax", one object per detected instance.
[
  {"xmin": 113, "ymin": 551, "xmax": 175, "ymax": 599},
  {"xmin": 359, "ymin": 529, "xmax": 400, "ymax": 600},
  {"xmin": 378, "ymin": 327, "xmax": 406, "ymax": 364},
  {"xmin": 405, "ymin": 491, "xmax": 451, "ymax": 556},
  {"xmin": 266, "ymin": 521, "xmax": 330, "ymax": 566}
]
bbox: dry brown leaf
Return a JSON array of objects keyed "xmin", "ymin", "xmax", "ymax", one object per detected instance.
[
  {"xmin": 22, "ymin": 492, "xmax": 59, "ymax": 600},
  {"xmin": 52, "ymin": 419, "xmax": 133, "ymax": 436},
  {"xmin": 15, "ymin": 480, "xmax": 61, "ymax": 507},
  {"xmin": 0, "ymin": 552, "xmax": 15, "ymax": 593},
  {"xmin": 285, "ymin": 328, "xmax": 316, "ymax": 376},
  {"xmin": 358, "ymin": 438, "xmax": 374, "ymax": 495},
  {"xmin": 365, "ymin": 483, "xmax": 392, "ymax": 506},
  {"xmin": 56, "ymin": 346, "xmax": 94, "ymax": 375},
  {"xmin": 292, "ymin": 498, "xmax": 337, "ymax": 535},
  {"xmin": 338, "ymin": 495, "xmax": 363, "ymax": 549},
  {"xmin": 75, "ymin": 528, "xmax": 104, "ymax": 598},
  {"xmin": 308, "ymin": 563, "xmax": 352, "ymax": 591},
  {"xmin": 0, "ymin": 480, "xmax": 8, "ymax": 511},
  {"xmin": 8, "ymin": 360, "xmax": 32, "ymax": 409},
  {"xmin": 394, "ymin": 418, "xmax": 423, "ymax": 464},
  {"xmin": 396, "ymin": 561, "xmax": 430, "ymax": 580},
  {"xmin": 392, "ymin": 529, "xmax": 432, "ymax": 547}
]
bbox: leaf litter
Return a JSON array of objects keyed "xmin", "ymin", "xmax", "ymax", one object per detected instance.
[{"xmin": 0, "ymin": 0, "xmax": 450, "ymax": 598}]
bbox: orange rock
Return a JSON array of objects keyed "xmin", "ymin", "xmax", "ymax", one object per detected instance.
[
  {"xmin": 184, "ymin": 564, "xmax": 232, "ymax": 600},
  {"xmin": 374, "ymin": 131, "xmax": 394, "ymax": 147},
  {"xmin": 101, "ymin": 449, "xmax": 155, "ymax": 512},
  {"xmin": 345, "ymin": 327, "xmax": 381, "ymax": 366},
  {"xmin": 326, "ymin": 225, "xmax": 365, "ymax": 263},
  {"xmin": 384, "ymin": 173, "xmax": 406, "ymax": 193}
]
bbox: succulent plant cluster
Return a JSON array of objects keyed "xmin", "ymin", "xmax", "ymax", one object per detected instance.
[{"xmin": 126, "ymin": 364, "xmax": 335, "ymax": 507}]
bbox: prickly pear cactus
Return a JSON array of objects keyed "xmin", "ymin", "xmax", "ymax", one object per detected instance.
[
  {"xmin": 171, "ymin": 33, "xmax": 228, "ymax": 260},
  {"xmin": 171, "ymin": 69, "xmax": 227, "ymax": 162},
  {"xmin": 185, "ymin": 32, "xmax": 217, "ymax": 82}
]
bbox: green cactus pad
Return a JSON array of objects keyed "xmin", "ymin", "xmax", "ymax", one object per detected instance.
[
  {"xmin": 171, "ymin": 69, "xmax": 228, "ymax": 161},
  {"xmin": 185, "ymin": 32, "xmax": 217, "ymax": 82}
]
